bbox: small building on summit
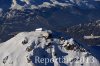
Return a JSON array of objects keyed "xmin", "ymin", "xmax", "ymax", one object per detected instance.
[{"xmin": 35, "ymin": 28, "xmax": 43, "ymax": 32}]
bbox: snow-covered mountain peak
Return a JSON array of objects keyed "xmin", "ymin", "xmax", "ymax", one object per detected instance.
[
  {"xmin": 0, "ymin": 0, "xmax": 100, "ymax": 10},
  {"xmin": 9, "ymin": 0, "xmax": 100, "ymax": 10},
  {"xmin": 0, "ymin": 28, "xmax": 99, "ymax": 66},
  {"xmin": 10, "ymin": 0, "xmax": 69, "ymax": 10}
]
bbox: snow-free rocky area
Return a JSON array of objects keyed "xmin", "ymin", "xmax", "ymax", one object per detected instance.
[{"xmin": 0, "ymin": 29, "xmax": 99, "ymax": 66}]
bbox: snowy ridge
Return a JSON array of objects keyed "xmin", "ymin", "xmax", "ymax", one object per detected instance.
[
  {"xmin": 10, "ymin": 0, "xmax": 71, "ymax": 10},
  {"xmin": 9, "ymin": 0, "xmax": 100, "ymax": 10},
  {"xmin": 0, "ymin": 0, "xmax": 100, "ymax": 10},
  {"xmin": 0, "ymin": 29, "xmax": 99, "ymax": 66}
]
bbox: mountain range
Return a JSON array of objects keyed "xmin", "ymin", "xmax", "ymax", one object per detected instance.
[
  {"xmin": 0, "ymin": 0, "xmax": 100, "ymax": 10},
  {"xmin": 0, "ymin": 1, "xmax": 100, "ymax": 66},
  {"xmin": 0, "ymin": 0, "xmax": 100, "ymax": 44}
]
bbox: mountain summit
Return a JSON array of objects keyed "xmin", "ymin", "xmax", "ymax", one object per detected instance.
[{"xmin": 0, "ymin": 28, "xmax": 99, "ymax": 66}]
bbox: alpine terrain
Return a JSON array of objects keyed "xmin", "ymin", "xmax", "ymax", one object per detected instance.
[
  {"xmin": 0, "ymin": 28, "xmax": 99, "ymax": 66},
  {"xmin": 0, "ymin": 0, "xmax": 100, "ymax": 66}
]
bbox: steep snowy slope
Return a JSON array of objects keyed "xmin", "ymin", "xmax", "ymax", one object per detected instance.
[{"xmin": 0, "ymin": 29, "xmax": 99, "ymax": 66}]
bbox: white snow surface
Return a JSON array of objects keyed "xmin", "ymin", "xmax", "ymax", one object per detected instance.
[{"xmin": 0, "ymin": 29, "xmax": 99, "ymax": 66}]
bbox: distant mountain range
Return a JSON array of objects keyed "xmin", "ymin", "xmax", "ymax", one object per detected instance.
[
  {"xmin": 0, "ymin": 0, "xmax": 100, "ymax": 45},
  {"xmin": 64, "ymin": 21, "xmax": 100, "ymax": 45},
  {"xmin": 0, "ymin": 0, "xmax": 100, "ymax": 10}
]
